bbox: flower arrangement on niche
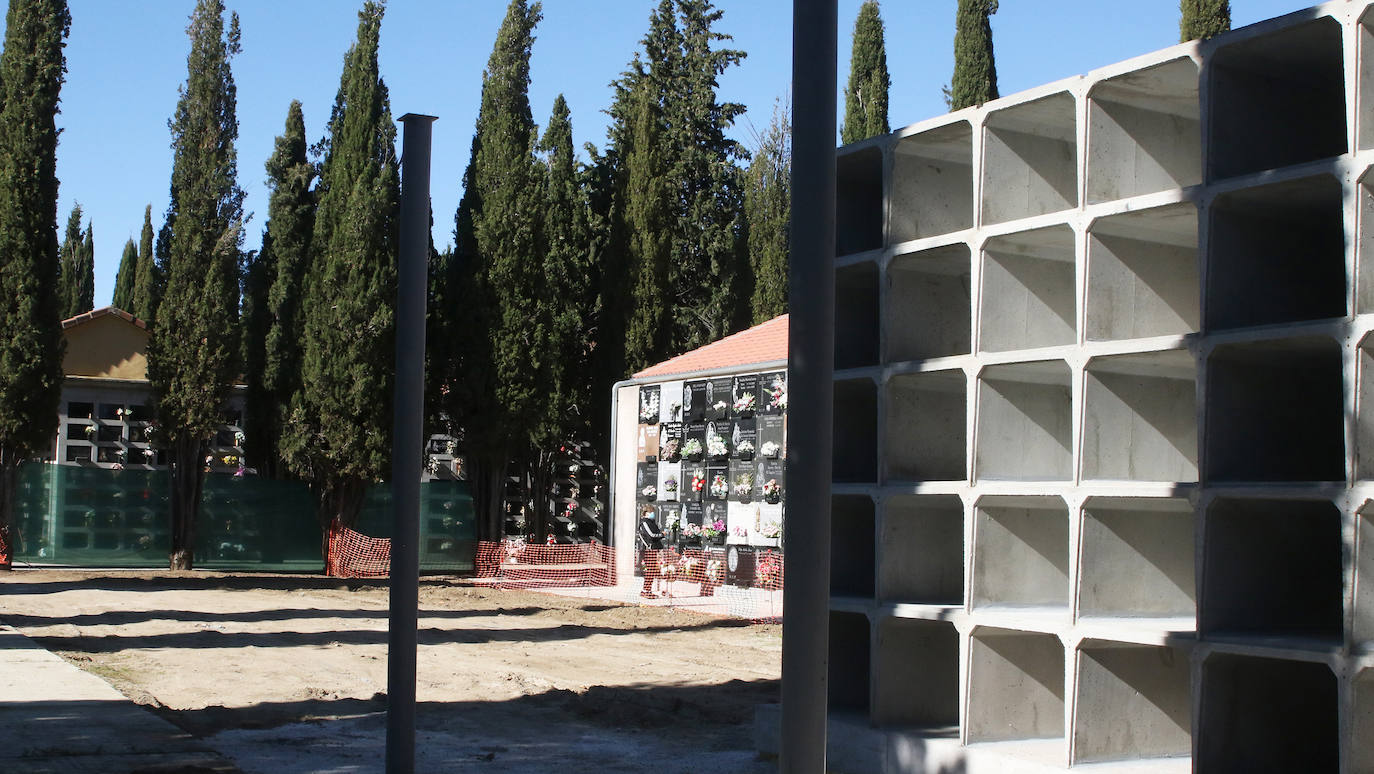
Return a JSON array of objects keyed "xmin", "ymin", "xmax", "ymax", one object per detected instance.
[
  {"xmin": 701, "ymin": 518, "xmax": 726, "ymax": 542},
  {"xmin": 768, "ymin": 378, "xmax": 787, "ymax": 411},
  {"xmin": 682, "ymin": 438, "xmax": 704, "ymax": 460},
  {"xmin": 733, "ymin": 392, "xmax": 756, "ymax": 414},
  {"xmin": 691, "ymin": 469, "xmax": 706, "ymax": 493},
  {"xmin": 762, "ymin": 478, "xmax": 781, "ymax": 503},
  {"xmin": 706, "ymin": 434, "xmax": 728, "ymax": 458},
  {"xmin": 709, "ymin": 474, "xmax": 728, "ymax": 499},
  {"xmin": 639, "ymin": 392, "xmax": 660, "ymax": 423},
  {"xmin": 641, "ymin": 484, "xmax": 657, "ymax": 500},
  {"xmin": 682, "ymin": 522, "xmax": 702, "ymax": 540},
  {"xmin": 761, "ymin": 522, "xmax": 782, "ymax": 539},
  {"xmin": 83, "ymin": 424, "xmax": 95, "ymax": 437},
  {"xmin": 663, "ymin": 476, "xmax": 678, "ymax": 494},
  {"xmin": 735, "ymin": 439, "xmax": 755, "ymax": 459},
  {"xmin": 760, "ymin": 440, "xmax": 781, "ymax": 459},
  {"xmin": 734, "ymin": 473, "xmax": 754, "ymax": 500},
  {"xmin": 659, "ymin": 437, "xmax": 680, "ymax": 461}
]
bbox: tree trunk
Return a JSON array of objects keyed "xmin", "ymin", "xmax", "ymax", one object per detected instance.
[
  {"xmin": 532, "ymin": 447, "xmax": 553, "ymax": 542},
  {"xmin": 168, "ymin": 436, "xmax": 206, "ymax": 571},
  {"xmin": 467, "ymin": 452, "xmax": 506, "ymax": 542},
  {"xmin": 315, "ymin": 475, "xmax": 368, "ymax": 572},
  {"xmin": 0, "ymin": 448, "xmax": 17, "ymax": 571}
]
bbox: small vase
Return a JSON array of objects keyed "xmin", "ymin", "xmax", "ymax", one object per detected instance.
[
  {"xmin": 765, "ymin": 494, "xmax": 781, "ymax": 505},
  {"xmin": 687, "ymin": 452, "xmax": 703, "ymax": 462},
  {"xmin": 738, "ymin": 451, "xmax": 754, "ymax": 462}
]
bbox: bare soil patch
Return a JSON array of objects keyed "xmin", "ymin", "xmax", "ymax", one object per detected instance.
[{"xmin": 0, "ymin": 570, "xmax": 780, "ymax": 773}]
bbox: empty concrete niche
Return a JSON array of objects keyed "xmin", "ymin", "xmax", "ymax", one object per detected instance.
[
  {"xmin": 832, "ymin": 495, "xmax": 875, "ymax": 599},
  {"xmin": 885, "ymin": 244, "xmax": 971, "ymax": 362},
  {"xmin": 1078, "ymin": 497, "xmax": 1194, "ymax": 623},
  {"xmin": 1201, "ymin": 498, "xmax": 1343, "ymax": 645},
  {"xmin": 967, "ymin": 627, "xmax": 1065, "ymax": 744},
  {"xmin": 982, "ymin": 92, "xmax": 1078, "ymax": 225},
  {"xmin": 974, "ymin": 361, "xmax": 1072, "ymax": 481},
  {"xmin": 1206, "ymin": 175, "xmax": 1345, "ymax": 330},
  {"xmin": 1086, "ymin": 58, "xmax": 1201, "ymax": 203},
  {"xmin": 1198, "ymin": 654, "xmax": 1338, "ymax": 772},
  {"xmin": 1358, "ymin": 335, "xmax": 1374, "ymax": 481},
  {"xmin": 1362, "ymin": 9, "xmax": 1374, "ymax": 151},
  {"xmin": 833, "ymin": 377, "xmax": 878, "ymax": 484},
  {"xmin": 829, "ymin": 611, "xmax": 871, "ymax": 715},
  {"xmin": 1073, "ymin": 642, "xmax": 1191, "ymax": 764},
  {"xmin": 1358, "ymin": 172, "xmax": 1374, "ymax": 315},
  {"xmin": 979, "ymin": 226, "xmax": 1076, "ymax": 352},
  {"xmin": 1354, "ymin": 670, "xmax": 1374, "ymax": 773},
  {"xmin": 835, "ymin": 261, "xmax": 879, "ymax": 369},
  {"xmin": 878, "ymin": 495, "xmax": 963, "ymax": 604},
  {"xmin": 1353, "ymin": 502, "xmax": 1374, "ymax": 649},
  {"xmin": 972, "ymin": 495, "xmax": 1069, "ymax": 612},
  {"xmin": 1205, "ymin": 338, "xmax": 1345, "ymax": 483},
  {"xmin": 1085, "ymin": 203, "xmax": 1199, "ymax": 341},
  {"xmin": 1209, "ymin": 16, "xmax": 1346, "ymax": 179},
  {"xmin": 873, "ymin": 618, "xmax": 960, "ymax": 729},
  {"xmin": 1082, "ymin": 351, "xmax": 1198, "ymax": 483},
  {"xmin": 884, "ymin": 370, "xmax": 966, "ymax": 483},
  {"xmin": 837, "ymin": 146, "xmax": 883, "ymax": 256},
  {"xmin": 890, "ymin": 122, "xmax": 973, "ymax": 243}
]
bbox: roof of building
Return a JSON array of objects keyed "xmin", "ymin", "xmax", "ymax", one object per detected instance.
[
  {"xmin": 62, "ymin": 306, "xmax": 147, "ymax": 330},
  {"xmin": 633, "ymin": 314, "xmax": 788, "ymax": 380}
]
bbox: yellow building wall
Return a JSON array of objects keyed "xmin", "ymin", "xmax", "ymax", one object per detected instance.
[{"xmin": 63, "ymin": 315, "xmax": 149, "ymax": 380}]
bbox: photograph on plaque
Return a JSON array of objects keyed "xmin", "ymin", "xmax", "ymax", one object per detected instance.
[
  {"xmin": 732, "ymin": 373, "xmax": 760, "ymax": 418},
  {"xmin": 728, "ymin": 459, "xmax": 756, "ymax": 503},
  {"xmin": 658, "ymin": 380, "xmax": 684, "ymax": 423},
  {"xmin": 756, "ymin": 459, "xmax": 784, "ymax": 504},
  {"xmin": 705, "ymin": 377, "xmax": 733, "ymax": 420},
  {"xmin": 657, "ymin": 462, "xmax": 682, "ymax": 502},
  {"xmin": 638, "ymin": 385, "xmax": 660, "ymax": 425},
  {"xmin": 704, "ymin": 464, "xmax": 729, "ymax": 501},
  {"xmin": 731, "ymin": 418, "xmax": 757, "ymax": 461},
  {"xmin": 757, "ymin": 414, "xmax": 785, "ymax": 461},
  {"xmin": 658, "ymin": 422, "xmax": 684, "ymax": 462},
  {"xmin": 683, "ymin": 381, "xmax": 707, "ymax": 422},
  {"xmin": 704, "ymin": 419, "xmax": 731, "ymax": 461},
  {"xmin": 636, "ymin": 462, "xmax": 659, "ymax": 502},
  {"xmin": 760, "ymin": 371, "xmax": 787, "ymax": 415}
]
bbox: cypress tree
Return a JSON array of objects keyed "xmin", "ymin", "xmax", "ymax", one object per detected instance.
[
  {"xmin": 111, "ymin": 238, "xmax": 137, "ymax": 311},
  {"xmin": 75, "ymin": 220, "xmax": 93, "ymax": 311},
  {"xmin": 1180, "ymin": 0, "xmax": 1230, "ymax": 42},
  {"xmin": 950, "ymin": 0, "xmax": 999, "ymax": 110},
  {"xmin": 448, "ymin": 0, "xmax": 544, "ymax": 541},
  {"xmin": 841, "ymin": 0, "xmax": 889, "ymax": 144},
  {"xmin": 57, "ymin": 202, "xmax": 80, "ymax": 317},
  {"xmin": 145, "ymin": 0, "xmax": 245, "ymax": 570},
  {"xmin": 622, "ymin": 73, "xmax": 671, "ymax": 372},
  {"xmin": 258, "ymin": 100, "xmax": 314, "ymax": 479},
  {"xmin": 131, "ymin": 204, "xmax": 157, "ymax": 323},
  {"xmin": 746, "ymin": 99, "xmax": 790, "ymax": 324},
  {"xmin": 0, "ymin": 0, "xmax": 69, "ymax": 568},
  {"xmin": 281, "ymin": 1, "xmax": 398, "ymax": 543}
]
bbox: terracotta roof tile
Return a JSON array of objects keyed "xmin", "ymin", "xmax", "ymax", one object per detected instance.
[
  {"xmin": 634, "ymin": 314, "xmax": 788, "ymax": 379},
  {"xmin": 61, "ymin": 305, "xmax": 147, "ymax": 330}
]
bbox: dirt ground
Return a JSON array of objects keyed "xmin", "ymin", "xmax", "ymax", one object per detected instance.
[{"xmin": 0, "ymin": 570, "xmax": 781, "ymax": 773}]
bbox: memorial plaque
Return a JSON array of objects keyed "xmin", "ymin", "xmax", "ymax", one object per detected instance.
[
  {"xmin": 658, "ymin": 380, "xmax": 684, "ymax": 423},
  {"xmin": 757, "ymin": 459, "xmax": 785, "ymax": 504},
  {"xmin": 684, "ymin": 501, "xmax": 704, "ymax": 526},
  {"xmin": 637, "ymin": 385, "xmax": 660, "ymax": 425},
  {"xmin": 757, "ymin": 414, "xmax": 785, "ymax": 461},
  {"xmin": 732, "ymin": 373, "xmax": 760, "ymax": 417},
  {"xmin": 760, "ymin": 371, "xmax": 787, "ymax": 415},
  {"xmin": 683, "ymin": 381, "xmax": 708, "ymax": 422},
  {"xmin": 636, "ymin": 462, "xmax": 659, "ymax": 502},
  {"xmin": 731, "ymin": 418, "xmax": 758, "ymax": 461},
  {"xmin": 659, "ymin": 422, "xmax": 684, "ymax": 462},
  {"xmin": 706, "ymin": 377, "xmax": 733, "ymax": 419},
  {"xmin": 729, "ymin": 459, "xmax": 757, "ymax": 503},
  {"xmin": 657, "ymin": 462, "xmax": 682, "ymax": 502},
  {"xmin": 705, "ymin": 465, "xmax": 729, "ymax": 501},
  {"xmin": 642, "ymin": 423, "xmax": 660, "ymax": 463},
  {"xmin": 704, "ymin": 419, "xmax": 731, "ymax": 461}
]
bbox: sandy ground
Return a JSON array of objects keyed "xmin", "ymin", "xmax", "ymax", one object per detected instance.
[{"xmin": 0, "ymin": 570, "xmax": 781, "ymax": 773}]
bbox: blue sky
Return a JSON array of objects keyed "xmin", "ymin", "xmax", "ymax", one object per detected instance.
[{"xmin": 21, "ymin": 0, "xmax": 1310, "ymax": 307}]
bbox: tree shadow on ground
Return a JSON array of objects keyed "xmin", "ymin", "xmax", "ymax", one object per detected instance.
[{"xmin": 0, "ymin": 605, "xmax": 546, "ymax": 629}]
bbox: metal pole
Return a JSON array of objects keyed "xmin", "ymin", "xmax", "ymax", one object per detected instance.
[
  {"xmin": 781, "ymin": 2, "xmax": 835, "ymax": 772},
  {"xmin": 387, "ymin": 112, "xmax": 436, "ymax": 774}
]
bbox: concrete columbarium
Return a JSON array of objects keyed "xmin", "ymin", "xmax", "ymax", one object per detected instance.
[{"xmin": 755, "ymin": 1, "xmax": 1374, "ymax": 770}]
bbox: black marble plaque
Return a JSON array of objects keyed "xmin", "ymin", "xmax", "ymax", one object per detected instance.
[
  {"xmin": 759, "ymin": 371, "xmax": 787, "ymax": 415},
  {"xmin": 637, "ymin": 385, "xmax": 660, "ymax": 425},
  {"xmin": 683, "ymin": 381, "xmax": 707, "ymax": 422},
  {"xmin": 732, "ymin": 373, "xmax": 760, "ymax": 417}
]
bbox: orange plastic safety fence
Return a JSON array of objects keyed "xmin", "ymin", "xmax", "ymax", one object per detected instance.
[
  {"xmin": 641, "ymin": 546, "xmax": 784, "ymax": 623},
  {"xmin": 325, "ymin": 523, "xmax": 391, "ymax": 578},
  {"xmin": 474, "ymin": 539, "xmax": 615, "ymax": 589}
]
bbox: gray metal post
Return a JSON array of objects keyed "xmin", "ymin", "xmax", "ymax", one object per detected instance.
[
  {"xmin": 781, "ymin": 2, "xmax": 836, "ymax": 772},
  {"xmin": 387, "ymin": 112, "xmax": 436, "ymax": 774}
]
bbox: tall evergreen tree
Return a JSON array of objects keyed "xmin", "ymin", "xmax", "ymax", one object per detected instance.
[
  {"xmin": 622, "ymin": 73, "xmax": 671, "ymax": 372},
  {"xmin": 111, "ymin": 238, "xmax": 137, "ymax": 310},
  {"xmin": 746, "ymin": 99, "xmax": 790, "ymax": 324},
  {"xmin": 841, "ymin": 0, "xmax": 889, "ymax": 144},
  {"xmin": 145, "ymin": 0, "xmax": 245, "ymax": 570},
  {"xmin": 1180, "ymin": 0, "xmax": 1230, "ymax": 42},
  {"xmin": 0, "ymin": 0, "xmax": 69, "ymax": 568},
  {"xmin": 258, "ymin": 100, "xmax": 315, "ymax": 479},
  {"xmin": 75, "ymin": 220, "xmax": 93, "ymax": 310},
  {"xmin": 448, "ymin": 0, "xmax": 544, "ymax": 541},
  {"xmin": 57, "ymin": 202, "xmax": 80, "ymax": 317},
  {"xmin": 281, "ymin": 2, "xmax": 398, "ymax": 544},
  {"xmin": 950, "ymin": 0, "xmax": 999, "ymax": 110},
  {"xmin": 131, "ymin": 204, "xmax": 157, "ymax": 323}
]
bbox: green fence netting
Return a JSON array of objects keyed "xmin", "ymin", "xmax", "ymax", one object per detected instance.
[{"xmin": 10, "ymin": 463, "xmax": 473, "ymax": 572}]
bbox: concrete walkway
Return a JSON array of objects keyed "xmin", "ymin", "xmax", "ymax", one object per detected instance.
[{"xmin": 0, "ymin": 624, "xmax": 237, "ymax": 773}]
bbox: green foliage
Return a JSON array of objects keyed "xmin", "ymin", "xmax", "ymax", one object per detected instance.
[
  {"xmin": 0, "ymin": 0, "xmax": 70, "ymax": 482},
  {"xmin": 950, "ymin": 0, "xmax": 999, "ymax": 111},
  {"xmin": 841, "ymin": 0, "xmax": 889, "ymax": 144},
  {"xmin": 1180, "ymin": 0, "xmax": 1230, "ymax": 42},
  {"xmin": 281, "ymin": 1, "xmax": 398, "ymax": 528},
  {"xmin": 76, "ymin": 220, "xmax": 93, "ymax": 310},
  {"xmin": 57, "ymin": 202, "xmax": 82, "ymax": 317},
  {"xmin": 111, "ymin": 238, "xmax": 137, "ymax": 311},
  {"xmin": 746, "ymin": 100, "xmax": 790, "ymax": 324},
  {"xmin": 622, "ymin": 74, "xmax": 671, "ymax": 372},
  {"xmin": 131, "ymin": 204, "xmax": 158, "ymax": 323}
]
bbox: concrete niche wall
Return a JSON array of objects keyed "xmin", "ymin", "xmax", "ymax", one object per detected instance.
[
  {"xmin": 1072, "ymin": 642, "xmax": 1191, "ymax": 764},
  {"xmin": 872, "ymin": 618, "xmax": 960, "ymax": 729},
  {"xmin": 890, "ymin": 122, "xmax": 973, "ymax": 244},
  {"xmin": 978, "ymin": 226, "xmax": 1076, "ymax": 352},
  {"xmin": 828, "ymin": 611, "xmax": 871, "ymax": 715},
  {"xmin": 884, "ymin": 244, "xmax": 971, "ymax": 362},
  {"xmin": 1198, "ymin": 655, "xmax": 1339, "ymax": 772},
  {"xmin": 836, "ymin": 262, "xmax": 880, "ymax": 370},
  {"xmin": 971, "ymin": 496, "xmax": 1069, "ymax": 613},
  {"xmin": 1086, "ymin": 57, "xmax": 1201, "ymax": 203},
  {"xmin": 832, "ymin": 495, "xmax": 875, "ymax": 599},
  {"xmin": 1081, "ymin": 350, "xmax": 1197, "ymax": 482},
  {"xmin": 837, "ymin": 146, "xmax": 883, "ymax": 256},
  {"xmin": 884, "ymin": 369, "xmax": 966, "ymax": 483},
  {"xmin": 975, "ymin": 361, "xmax": 1073, "ymax": 481},
  {"xmin": 966, "ymin": 628, "xmax": 1065, "ymax": 745},
  {"xmin": 1085, "ymin": 203, "xmax": 1199, "ymax": 341},
  {"xmin": 1077, "ymin": 497, "xmax": 1194, "ymax": 622},
  {"xmin": 981, "ymin": 93, "xmax": 1078, "ymax": 225},
  {"xmin": 878, "ymin": 494, "xmax": 963, "ymax": 605}
]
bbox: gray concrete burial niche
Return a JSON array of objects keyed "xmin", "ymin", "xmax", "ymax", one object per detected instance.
[
  {"xmin": 1077, "ymin": 497, "xmax": 1194, "ymax": 622},
  {"xmin": 884, "ymin": 243, "xmax": 971, "ymax": 362},
  {"xmin": 884, "ymin": 369, "xmax": 967, "ymax": 483},
  {"xmin": 1081, "ymin": 350, "xmax": 1198, "ymax": 483},
  {"xmin": 981, "ymin": 92, "xmax": 1079, "ymax": 225},
  {"xmin": 836, "ymin": 261, "xmax": 879, "ymax": 369},
  {"xmin": 1208, "ymin": 15, "xmax": 1346, "ymax": 180},
  {"xmin": 1206, "ymin": 174, "xmax": 1345, "ymax": 331},
  {"xmin": 1356, "ymin": 502, "xmax": 1374, "ymax": 650},
  {"xmin": 1201, "ymin": 498, "xmax": 1343, "ymax": 644},
  {"xmin": 833, "ymin": 377, "xmax": 878, "ymax": 484},
  {"xmin": 878, "ymin": 494, "xmax": 963, "ymax": 605},
  {"xmin": 971, "ymin": 495, "xmax": 1069, "ymax": 612},
  {"xmin": 872, "ymin": 618, "xmax": 960, "ymax": 729},
  {"xmin": 828, "ymin": 611, "xmax": 871, "ymax": 715},
  {"xmin": 1072, "ymin": 641, "xmax": 1191, "ymax": 764},
  {"xmin": 890, "ymin": 122, "xmax": 973, "ymax": 243},
  {"xmin": 1204, "ymin": 337, "xmax": 1345, "ymax": 483},
  {"xmin": 966, "ymin": 627, "xmax": 1065, "ymax": 744},
  {"xmin": 975, "ymin": 360, "xmax": 1073, "ymax": 481},
  {"xmin": 1198, "ymin": 654, "xmax": 1337, "ymax": 773},
  {"xmin": 978, "ymin": 225, "xmax": 1076, "ymax": 352},
  {"xmin": 836, "ymin": 145, "xmax": 883, "ymax": 256},
  {"xmin": 1086, "ymin": 57, "xmax": 1201, "ymax": 204},
  {"xmin": 831, "ymin": 495, "xmax": 875, "ymax": 598},
  {"xmin": 1085, "ymin": 203, "xmax": 1199, "ymax": 341}
]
